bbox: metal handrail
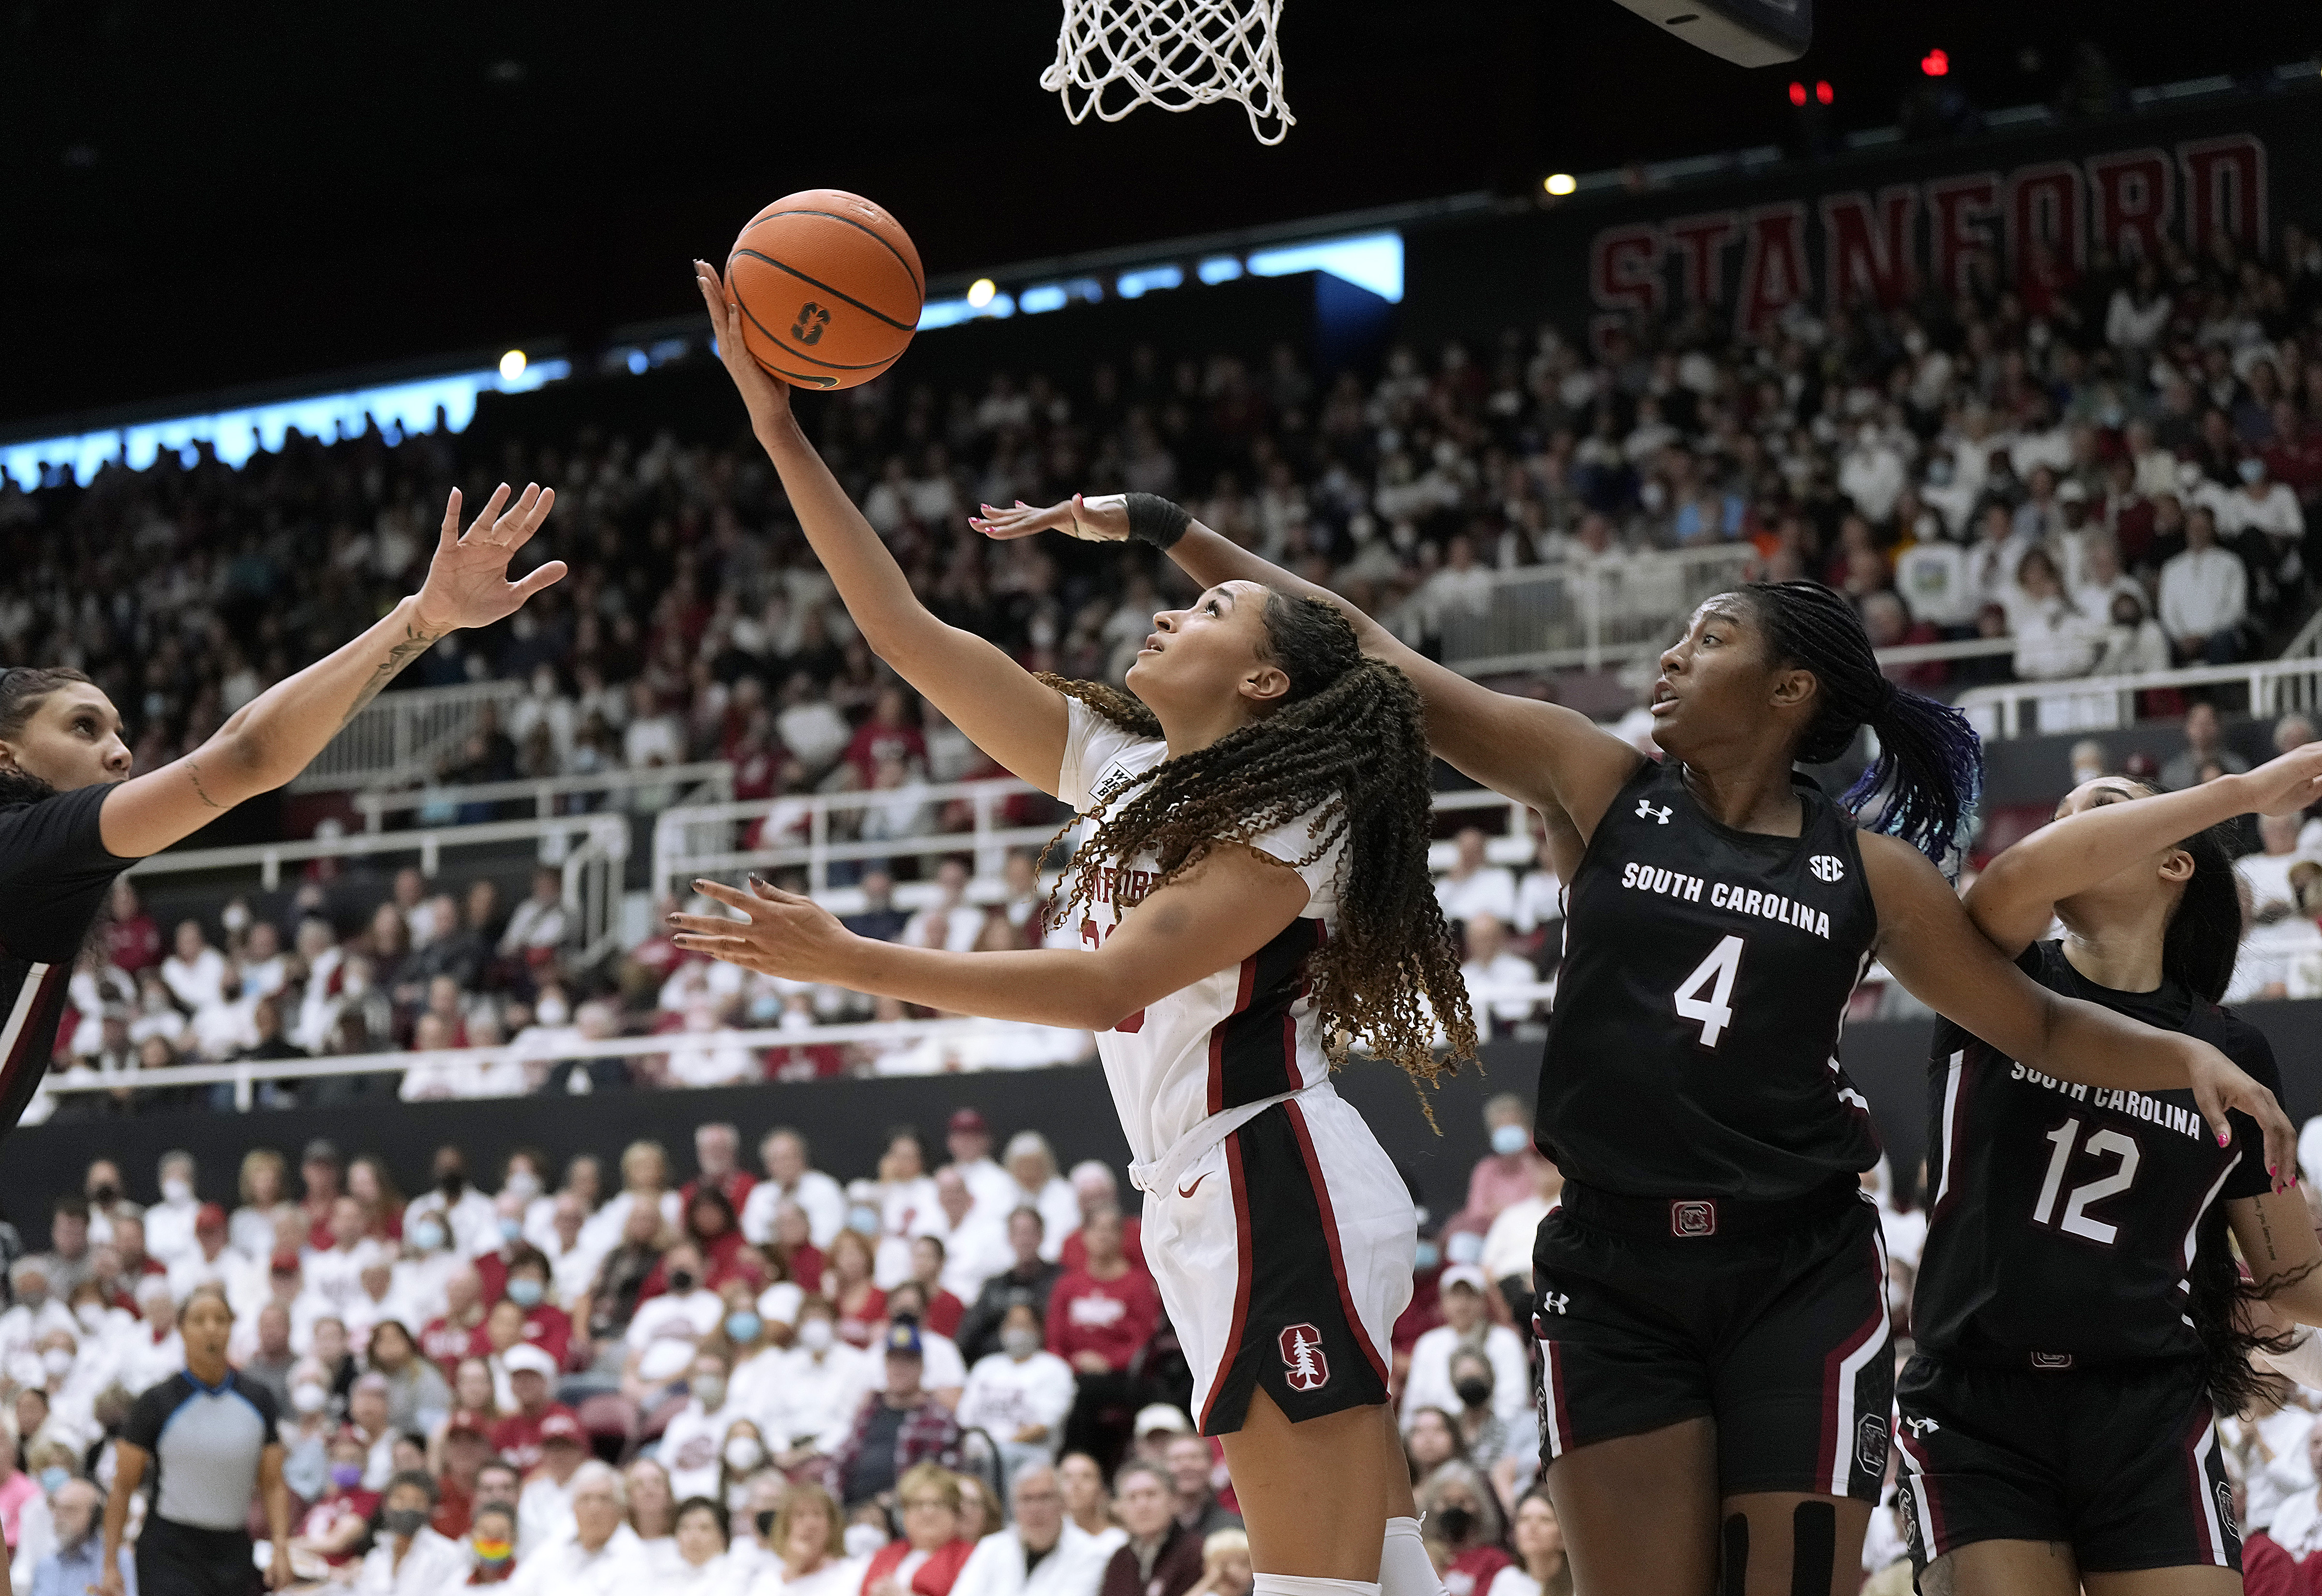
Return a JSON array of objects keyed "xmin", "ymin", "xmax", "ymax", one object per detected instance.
[
  {"xmin": 40, "ymin": 985, "xmax": 1565, "ymax": 1110},
  {"xmin": 128, "ymin": 813, "xmax": 630, "ymax": 890},
  {"xmin": 353, "ymin": 762, "xmax": 734, "ymax": 828},
  {"xmin": 1952, "ymin": 654, "xmax": 2322, "ymax": 740},
  {"xmin": 286, "ymin": 680, "xmax": 527, "ymax": 795},
  {"xmin": 652, "ymin": 782, "xmax": 1541, "ymax": 897}
]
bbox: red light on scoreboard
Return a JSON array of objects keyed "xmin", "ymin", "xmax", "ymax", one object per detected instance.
[
  {"xmin": 1788, "ymin": 80, "xmax": 1807, "ymax": 105},
  {"xmin": 1815, "ymin": 79, "xmax": 1833, "ymax": 104},
  {"xmin": 1921, "ymin": 48, "xmax": 1949, "ymax": 76}
]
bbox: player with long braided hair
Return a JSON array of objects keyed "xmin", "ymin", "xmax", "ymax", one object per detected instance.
[
  {"xmin": 975, "ymin": 496, "xmax": 2295, "ymax": 1596},
  {"xmin": 678, "ymin": 264, "xmax": 1476, "ymax": 1596}
]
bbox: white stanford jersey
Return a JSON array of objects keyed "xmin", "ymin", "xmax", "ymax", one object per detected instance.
[{"xmin": 1055, "ymin": 698, "xmax": 1347, "ymax": 1167}]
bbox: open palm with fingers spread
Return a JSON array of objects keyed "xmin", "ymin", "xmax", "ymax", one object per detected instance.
[{"xmin": 412, "ymin": 482, "xmax": 567, "ymax": 635}]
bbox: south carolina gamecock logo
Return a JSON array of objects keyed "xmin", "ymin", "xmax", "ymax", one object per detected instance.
[{"xmin": 1279, "ymin": 1323, "xmax": 1330, "ymax": 1392}]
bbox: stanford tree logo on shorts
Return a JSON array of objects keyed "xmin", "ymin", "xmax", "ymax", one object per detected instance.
[{"xmin": 1279, "ymin": 1323, "xmax": 1330, "ymax": 1392}]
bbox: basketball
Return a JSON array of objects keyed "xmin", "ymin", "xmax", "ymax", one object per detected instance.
[{"xmin": 725, "ymin": 190, "xmax": 923, "ymax": 391}]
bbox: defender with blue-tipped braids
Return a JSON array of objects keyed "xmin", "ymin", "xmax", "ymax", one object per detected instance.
[{"xmin": 971, "ymin": 501, "xmax": 2298, "ymax": 1596}]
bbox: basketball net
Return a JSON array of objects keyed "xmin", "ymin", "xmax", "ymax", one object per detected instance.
[{"xmin": 1042, "ymin": 0, "xmax": 1293, "ymax": 146}]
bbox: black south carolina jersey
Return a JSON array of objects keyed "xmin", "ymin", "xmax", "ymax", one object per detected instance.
[
  {"xmin": 1534, "ymin": 756, "xmax": 1882, "ymax": 1200},
  {"xmin": 0, "ymin": 783, "xmax": 135, "ymax": 1138},
  {"xmin": 1912, "ymin": 941, "xmax": 2276, "ymax": 1368}
]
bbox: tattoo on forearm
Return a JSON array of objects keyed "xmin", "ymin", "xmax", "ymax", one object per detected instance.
[
  {"xmin": 2260, "ymin": 1203, "xmax": 2280, "ymax": 1265},
  {"xmin": 337, "ymin": 621, "xmax": 445, "ymax": 730},
  {"xmin": 184, "ymin": 758, "xmax": 225, "ymax": 811}
]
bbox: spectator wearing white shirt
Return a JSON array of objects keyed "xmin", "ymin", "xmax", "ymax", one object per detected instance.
[
  {"xmin": 404, "ymin": 1146, "xmax": 499, "ymax": 1260},
  {"xmin": 2007, "ymin": 549, "xmax": 2100, "ymax": 681},
  {"xmin": 2106, "ymin": 263, "xmax": 2172, "ymax": 356},
  {"xmin": 1459, "ymin": 916, "xmax": 1540, "ymax": 1036},
  {"xmin": 302, "ymin": 1197, "xmax": 384, "ymax": 1316},
  {"xmin": 764, "ymin": 1298, "xmax": 875, "ymax": 1465},
  {"xmin": 166, "ymin": 1203, "xmax": 244, "ymax": 1302},
  {"xmin": 944, "ymin": 1108, "xmax": 1020, "ymax": 1219},
  {"xmin": 662, "ymin": 1003, "xmax": 763, "ymax": 1089},
  {"xmin": 514, "ymin": 1460, "xmax": 652, "ymax": 1591},
  {"xmin": 900, "ymin": 859, "xmax": 987, "ymax": 954},
  {"xmin": 1962, "ymin": 502, "xmax": 2033, "ymax": 621},
  {"xmin": 143, "ymin": 1150, "xmax": 203, "ymax": 1269},
  {"xmin": 1435, "ymin": 828, "xmax": 1518, "ymax": 929},
  {"xmin": 659, "ymin": 1348, "xmax": 744, "ymax": 1504},
  {"xmin": 741, "ymin": 1128, "xmax": 847, "ymax": 1250},
  {"xmin": 159, "ymin": 919, "xmax": 230, "ymax": 1014},
  {"xmin": 1838, "ymin": 422, "xmax": 1906, "ymax": 522},
  {"xmin": 2242, "ymin": 812, "xmax": 2317, "ymax": 919},
  {"xmin": 2069, "ymin": 536, "xmax": 2142, "ymax": 625},
  {"xmin": 998, "ymin": 1134, "xmax": 1082, "ymax": 1265},
  {"xmin": 958, "ymin": 1304, "xmax": 1078, "ymax": 1487},
  {"xmin": 1400, "ymin": 1267, "xmax": 1531, "ymax": 1434},
  {"xmin": 2158, "ymin": 507, "xmax": 2248, "ymax": 664},
  {"xmin": 116, "ymin": 1275, "xmax": 186, "ymax": 1392},
  {"xmin": 354, "ymin": 1470, "xmax": 470, "ymax": 1595},
  {"xmin": 626, "ymin": 1242, "xmax": 725, "ymax": 1356},
  {"xmin": 950, "ymin": 1462, "xmax": 1112, "ymax": 1596},
  {"xmin": 1479, "ymin": 1158, "xmax": 1563, "ymax": 1301},
  {"xmin": 499, "ymin": 866, "xmax": 572, "ymax": 970},
  {"xmin": 927, "ymin": 1169, "xmax": 1013, "ymax": 1305},
  {"xmin": 2222, "ymin": 454, "xmax": 2306, "ymax": 546},
  {"xmin": 1892, "ymin": 533, "xmax": 1976, "ymax": 633}
]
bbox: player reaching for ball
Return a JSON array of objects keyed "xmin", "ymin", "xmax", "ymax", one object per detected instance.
[
  {"xmin": 680, "ymin": 262, "xmax": 1478, "ymax": 1596},
  {"xmin": 1896, "ymin": 741, "xmax": 2322, "ymax": 1596},
  {"xmin": 0, "ymin": 485, "xmax": 561, "ymax": 1158},
  {"xmin": 972, "ymin": 492, "xmax": 2296, "ymax": 1596}
]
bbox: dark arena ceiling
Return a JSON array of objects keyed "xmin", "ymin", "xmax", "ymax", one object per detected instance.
[{"xmin": 3, "ymin": 0, "xmax": 2318, "ymax": 428}]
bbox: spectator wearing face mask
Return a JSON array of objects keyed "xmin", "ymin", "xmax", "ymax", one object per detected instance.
[
  {"xmin": 1401, "ymin": 1266, "xmax": 1531, "ymax": 1435},
  {"xmin": 406, "ymin": 1147, "xmax": 499, "ymax": 1261},
  {"xmin": 500, "ymin": 1250, "xmax": 573, "ymax": 1371},
  {"xmin": 958, "ymin": 1302, "xmax": 1076, "ymax": 1486},
  {"xmin": 142, "ymin": 1152, "xmax": 202, "ymax": 1270},
  {"xmin": 1457, "ymin": 1094, "xmax": 1546, "ymax": 1232},
  {"xmin": 763, "ymin": 1297, "xmax": 874, "ymax": 1473},
  {"xmin": 657, "ymin": 1349, "xmax": 741, "ymax": 1503},
  {"xmin": 354, "ymin": 1468, "xmax": 468, "ymax": 1594},
  {"xmin": 1419, "ymin": 1461, "xmax": 1511, "ymax": 1596}
]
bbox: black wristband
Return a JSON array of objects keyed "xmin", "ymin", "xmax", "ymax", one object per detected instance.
[{"xmin": 1123, "ymin": 493, "xmax": 1192, "ymax": 550}]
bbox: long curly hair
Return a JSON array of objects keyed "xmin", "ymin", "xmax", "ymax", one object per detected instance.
[{"xmin": 1036, "ymin": 591, "xmax": 1477, "ymax": 1094}]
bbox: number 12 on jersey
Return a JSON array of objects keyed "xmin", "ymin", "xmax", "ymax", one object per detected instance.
[
  {"xmin": 1673, "ymin": 935, "xmax": 1745, "ymax": 1048},
  {"xmin": 2031, "ymin": 1117, "xmax": 2140, "ymax": 1245}
]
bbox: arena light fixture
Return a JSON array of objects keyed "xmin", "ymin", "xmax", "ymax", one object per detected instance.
[
  {"xmin": 0, "ymin": 359, "xmax": 571, "ymax": 488},
  {"xmin": 966, "ymin": 278, "xmax": 998, "ymax": 309},
  {"xmin": 1920, "ymin": 48, "xmax": 1949, "ymax": 76},
  {"xmin": 1197, "ymin": 255, "xmax": 1245, "ymax": 284},
  {"xmin": 1544, "ymin": 173, "xmax": 1578, "ymax": 196},
  {"xmin": 498, "ymin": 349, "xmax": 527, "ymax": 382},
  {"xmin": 1116, "ymin": 265, "xmax": 1184, "ymax": 297},
  {"xmin": 1788, "ymin": 80, "xmax": 1807, "ymax": 105},
  {"xmin": 1815, "ymin": 79, "xmax": 1833, "ymax": 103},
  {"xmin": 1247, "ymin": 232, "xmax": 1403, "ymax": 302}
]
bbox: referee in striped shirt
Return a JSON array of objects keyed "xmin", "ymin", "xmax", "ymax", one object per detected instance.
[{"xmin": 0, "ymin": 482, "xmax": 561, "ymax": 1153}]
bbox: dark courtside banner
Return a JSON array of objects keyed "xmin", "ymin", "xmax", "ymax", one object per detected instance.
[{"xmin": 1399, "ymin": 87, "xmax": 2318, "ymax": 351}]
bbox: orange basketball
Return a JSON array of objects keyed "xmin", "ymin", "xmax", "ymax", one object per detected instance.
[{"xmin": 726, "ymin": 190, "xmax": 923, "ymax": 390}]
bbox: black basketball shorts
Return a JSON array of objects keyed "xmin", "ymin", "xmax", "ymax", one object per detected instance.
[
  {"xmin": 1893, "ymin": 1354, "xmax": 2237, "ymax": 1575},
  {"xmin": 1532, "ymin": 1180, "xmax": 1892, "ymax": 1501}
]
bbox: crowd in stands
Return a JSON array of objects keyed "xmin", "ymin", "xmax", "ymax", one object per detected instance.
[
  {"xmin": 0, "ymin": 202, "xmax": 2318, "ymax": 1101},
  {"xmin": 0, "ymin": 1094, "xmax": 1580, "ymax": 1595}
]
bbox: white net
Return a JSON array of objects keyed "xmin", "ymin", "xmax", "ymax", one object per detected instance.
[{"xmin": 1041, "ymin": 0, "xmax": 1293, "ymax": 146}]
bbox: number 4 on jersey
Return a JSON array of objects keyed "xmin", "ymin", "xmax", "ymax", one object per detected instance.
[{"xmin": 1673, "ymin": 935, "xmax": 1745, "ymax": 1048}]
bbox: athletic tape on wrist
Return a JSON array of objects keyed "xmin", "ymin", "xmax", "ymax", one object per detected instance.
[{"xmin": 1123, "ymin": 493, "xmax": 1191, "ymax": 550}]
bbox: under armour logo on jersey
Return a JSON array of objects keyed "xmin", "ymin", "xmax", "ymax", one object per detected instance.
[
  {"xmin": 1636, "ymin": 799, "xmax": 1672, "ymax": 825},
  {"xmin": 1901, "ymin": 1415, "xmax": 1941, "ymax": 1438},
  {"xmin": 1279, "ymin": 1323, "xmax": 1330, "ymax": 1392},
  {"xmin": 1540, "ymin": 1292, "xmax": 1569, "ymax": 1315},
  {"xmin": 1809, "ymin": 853, "xmax": 1846, "ymax": 883}
]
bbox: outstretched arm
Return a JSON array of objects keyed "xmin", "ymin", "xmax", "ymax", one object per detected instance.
[
  {"xmin": 99, "ymin": 483, "xmax": 564, "ymax": 859},
  {"xmin": 695, "ymin": 263, "xmax": 1070, "ymax": 796},
  {"xmin": 973, "ymin": 496, "xmax": 1642, "ymax": 840},
  {"xmin": 1862, "ymin": 832, "xmax": 2295, "ymax": 1183},
  {"xmin": 670, "ymin": 852, "xmax": 1308, "ymax": 1032},
  {"xmin": 1966, "ymin": 742, "xmax": 2322, "ymax": 956}
]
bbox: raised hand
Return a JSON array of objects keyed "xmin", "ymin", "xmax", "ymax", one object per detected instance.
[
  {"xmin": 411, "ymin": 483, "xmax": 566, "ymax": 634},
  {"xmin": 669, "ymin": 877, "xmax": 860, "ymax": 985},
  {"xmin": 695, "ymin": 260, "xmax": 796, "ymax": 437},
  {"xmin": 970, "ymin": 493, "xmax": 1131, "ymax": 544},
  {"xmin": 2237, "ymin": 741, "xmax": 2322, "ymax": 818}
]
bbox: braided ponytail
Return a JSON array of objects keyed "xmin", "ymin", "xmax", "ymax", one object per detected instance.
[
  {"xmin": 1035, "ymin": 593, "xmax": 1478, "ymax": 1093},
  {"xmin": 1742, "ymin": 582, "xmax": 1984, "ymax": 866}
]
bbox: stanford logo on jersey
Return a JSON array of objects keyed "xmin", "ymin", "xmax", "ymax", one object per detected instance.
[
  {"xmin": 1809, "ymin": 853, "xmax": 1846, "ymax": 883},
  {"xmin": 1279, "ymin": 1324, "xmax": 1329, "ymax": 1391}
]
